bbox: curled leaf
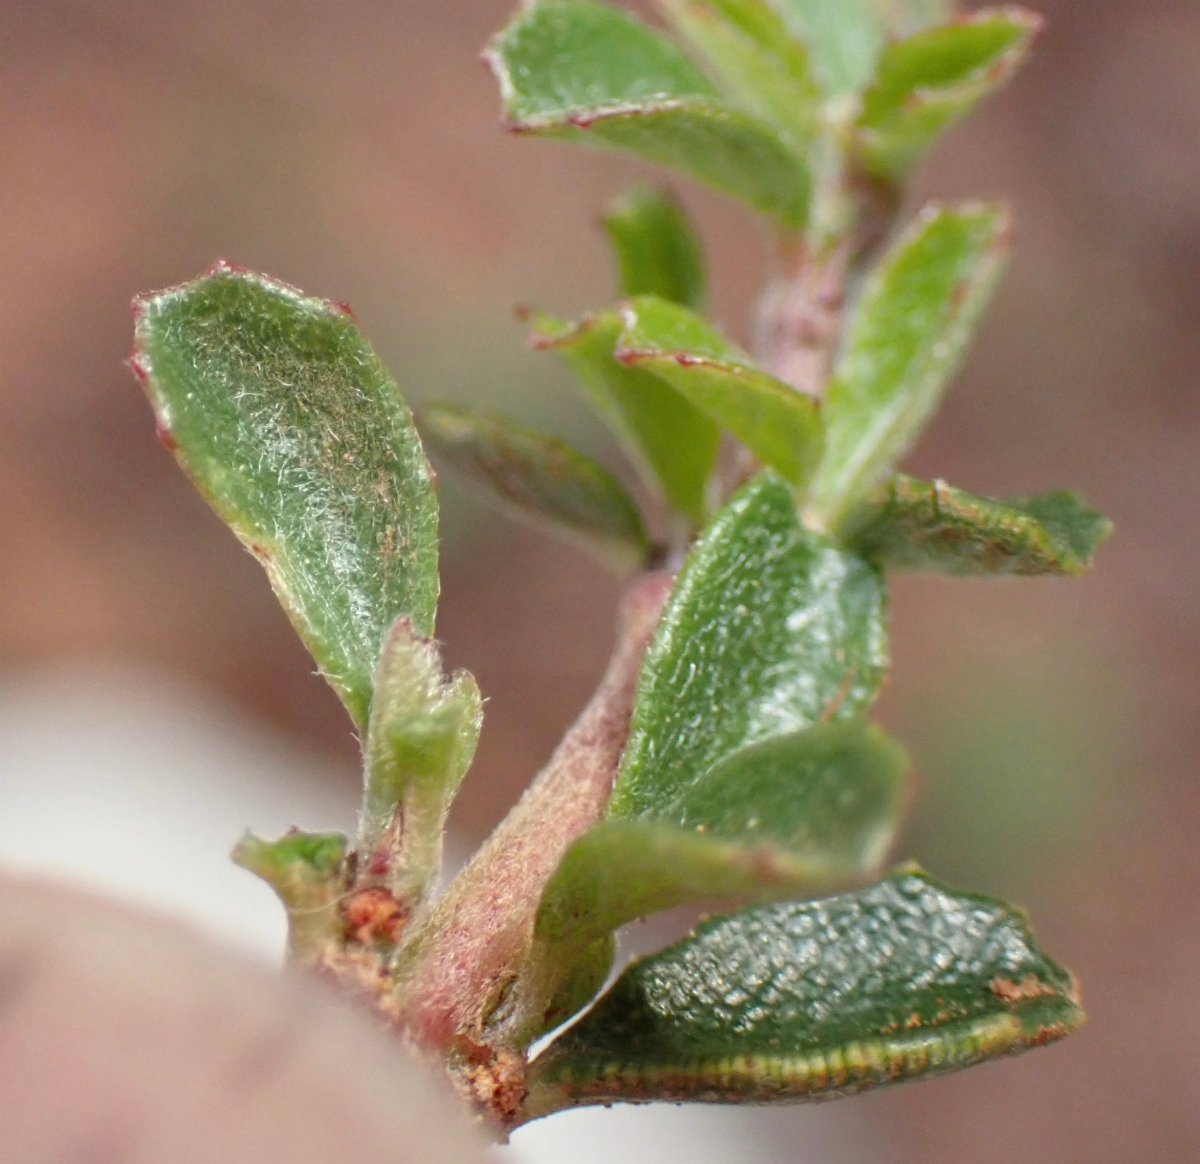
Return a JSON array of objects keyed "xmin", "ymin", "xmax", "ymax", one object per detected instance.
[
  {"xmin": 526, "ymin": 868, "xmax": 1084, "ymax": 1118},
  {"xmin": 617, "ymin": 295, "xmax": 824, "ymax": 487},
  {"xmin": 809, "ymin": 203, "xmax": 1011, "ymax": 527},
  {"xmin": 532, "ymin": 311, "xmax": 719, "ymax": 523},
  {"xmin": 133, "ymin": 264, "xmax": 438, "ymax": 729},
  {"xmin": 487, "ymin": 0, "xmax": 810, "ymax": 225},
  {"xmin": 842, "ymin": 475, "xmax": 1113, "ymax": 575},
  {"xmin": 420, "ymin": 403, "xmax": 651, "ymax": 571}
]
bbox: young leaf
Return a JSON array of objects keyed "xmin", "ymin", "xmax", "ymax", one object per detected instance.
[
  {"xmin": 842, "ymin": 475, "xmax": 1113, "ymax": 576},
  {"xmin": 857, "ymin": 10, "xmax": 1042, "ymax": 180},
  {"xmin": 768, "ymin": 0, "xmax": 885, "ymax": 95},
  {"xmin": 617, "ymin": 296, "xmax": 824, "ymax": 487},
  {"xmin": 532, "ymin": 311, "xmax": 720, "ymax": 523},
  {"xmin": 361, "ymin": 618, "xmax": 482, "ymax": 901},
  {"xmin": 132, "ymin": 264, "xmax": 439, "ymax": 730},
  {"xmin": 809, "ymin": 204, "xmax": 1010, "ymax": 527},
  {"xmin": 419, "ymin": 403, "xmax": 651, "ymax": 571},
  {"xmin": 232, "ymin": 829, "xmax": 348, "ymax": 963},
  {"xmin": 487, "ymin": 0, "xmax": 810, "ymax": 226},
  {"xmin": 657, "ymin": 0, "xmax": 819, "ymax": 148},
  {"xmin": 602, "ymin": 186, "xmax": 707, "ymax": 310},
  {"xmin": 535, "ymin": 720, "xmax": 908, "ymax": 954},
  {"xmin": 612, "ymin": 471, "xmax": 888, "ymax": 818},
  {"xmin": 525, "ymin": 868, "xmax": 1084, "ymax": 1117}
]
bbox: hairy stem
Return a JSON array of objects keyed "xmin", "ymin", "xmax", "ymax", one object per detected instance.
[
  {"xmin": 394, "ymin": 571, "xmax": 673, "ymax": 1056},
  {"xmin": 754, "ymin": 237, "xmax": 852, "ymax": 397}
]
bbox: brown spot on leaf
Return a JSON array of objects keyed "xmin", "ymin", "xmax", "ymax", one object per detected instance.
[{"xmin": 989, "ymin": 974, "xmax": 1058, "ymax": 1003}]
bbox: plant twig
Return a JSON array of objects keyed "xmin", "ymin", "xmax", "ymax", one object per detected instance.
[{"xmin": 394, "ymin": 571, "xmax": 673, "ymax": 1060}]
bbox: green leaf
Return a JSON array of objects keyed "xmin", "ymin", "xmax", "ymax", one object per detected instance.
[
  {"xmin": 809, "ymin": 204, "xmax": 1010, "ymax": 527},
  {"xmin": 535, "ymin": 720, "xmax": 907, "ymax": 952},
  {"xmin": 361, "ymin": 618, "xmax": 482, "ymax": 901},
  {"xmin": 536, "ymin": 934, "xmax": 617, "ymax": 1038},
  {"xmin": 617, "ymin": 296, "xmax": 824, "ymax": 487},
  {"xmin": 842, "ymin": 475, "xmax": 1113, "ymax": 576},
  {"xmin": 602, "ymin": 186, "xmax": 707, "ymax": 310},
  {"xmin": 133, "ymin": 264, "xmax": 439, "ymax": 730},
  {"xmin": 418, "ymin": 403, "xmax": 651, "ymax": 571},
  {"xmin": 769, "ymin": 0, "xmax": 885, "ymax": 95},
  {"xmin": 657, "ymin": 0, "xmax": 818, "ymax": 148},
  {"xmin": 857, "ymin": 10, "xmax": 1042, "ymax": 180},
  {"xmin": 532, "ymin": 311, "xmax": 720, "ymax": 524},
  {"xmin": 526, "ymin": 868, "xmax": 1084, "ymax": 1116},
  {"xmin": 869, "ymin": 0, "xmax": 953, "ymax": 38},
  {"xmin": 612, "ymin": 471, "xmax": 888, "ymax": 818},
  {"xmin": 487, "ymin": 0, "xmax": 810, "ymax": 226}
]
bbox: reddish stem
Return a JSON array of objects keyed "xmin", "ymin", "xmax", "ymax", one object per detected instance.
[{"xmin": 395, "ymin": 571, "xmax": 673, "ymax": 1054}]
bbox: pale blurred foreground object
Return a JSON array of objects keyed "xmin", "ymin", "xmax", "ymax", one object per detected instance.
[{"xmin": 0, "ymin": 872, "xmax": 485, "ymax": 1164}]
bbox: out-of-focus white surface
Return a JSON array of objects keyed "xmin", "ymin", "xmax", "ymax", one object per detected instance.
[{"xmin": 0, "ymin": 663, "xmax": 855, "ymax": 1164}]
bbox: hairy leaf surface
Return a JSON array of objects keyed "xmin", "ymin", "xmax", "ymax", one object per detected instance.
[
  {"xmin": 612, "ymin": 472, "xmax": 888, "ymax": 818},
  {"xmin": 857, "ymin": 10, "xmax": 1041, "ymax": 179},
  {"xmin": 133, "ymin": 264, "xmax": 438, "ymax": 729},
  {"xmin": 532, "ymin": 311, "xmax": 720, "ymax": 523},
  {"xmin": 842, "ymin": 475, "xmax": 1112, "ymax": 576},
  {"xmin": 603, "ymin": 186, "xmax": 707, "ymax": 309},
  {"xmin": 488, "ymin": 0, "xmax": 810, "ymax": 225},
  {"xmin": 617, "ymin": 296, "xmax": 824, "ymax": 487},
  {"xmin": 810, "ymin": 204, "xmax": 1010, "ymax": 526},
  {"xmin": 362, "ymin": 618, "xmax": 482, "ymax": 899},
  {"xmin": 527, "ymin": 868, "xmax": 1083, "ymax": 1116},
  {"xmin": 420, "ymin": 403, "xmax": 650, "ymax": 570}
]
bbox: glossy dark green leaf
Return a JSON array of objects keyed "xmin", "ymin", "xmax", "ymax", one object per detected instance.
[
  {"xmin": 526, "ymin": 868, "xmax": 1084, "ymax": 1116},
  {"xmin": 842, "ymin": 475, "xmax": 1113, "ymax": 576},
  {"xmin": 487, "ymin": 0, "xmax": 810, "ymax": 226},
  {"xmin": 133, "ymin": 264, "xmax": 438, "ymax": 729},
  {"xmin": 768, "ymin": 0, "xmax": 884, "ymax": 95},
  {"xmin": 535, "ymin": 720, "xmax": 907, "ymax": 954},
  {"xmin": 361, "ymin": 618, "xmax": 482, "ymax": 901},
  {"xmin": 658, "ymin": 0, "xmax": 818, "ymax": 147},
  {"xmin": 532, "ymin": 311, "xmax": 720, "ymax": 523},
  {"xmin": 617, "ymin": 296, "xmax": 824, "ymax": 487},
  {"xmin": 857, "ymin": 10, "xmax": 1041, "ymax": 180},
  {"xmin": 809, "ymin": 204, "xmax": 1010, "ymax": 527},
  {"xmin": 603, "ymin": 186, "xmax": 707, "ymax": 310},
  {"xmin": 419, "ymin": 403, "xmax": 651, "ymax": 571},
  {"xmin": 612, "ymin": 472, "xmax": 888, "ymax": 818}
]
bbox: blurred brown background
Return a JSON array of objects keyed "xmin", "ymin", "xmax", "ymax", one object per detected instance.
[{"xmin": 0, "ymin": 0, "xmax": 1196, "ymax": 1159}]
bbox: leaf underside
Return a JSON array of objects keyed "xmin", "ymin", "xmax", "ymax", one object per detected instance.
[
  {"xmin": 843, "ymin": 475, "xmax": 1112, "ymax": 576},
  {"xmin": 133, "ymin": 264, "xmax": 438, "ymax": 729},
  {"xmin": 617, "ymin": 296, "xmax": 825, "ymax": 487},
  {"xmin": 526, "ymin": 868, "xmax": 1083, "ymax": 1117},
  {"xmin": 810, "ymin": 203, "xmax": 1010, "ymax": 527},
  {"xmin": 533, "ymin": 311, "xmax": 720, "ymax": 523},
  {"xmin": 419, "ymin": 403, "xmax": 651, "ymax": 570},
  {"xmin": 488, "ymin": 0, "xmax": 810, "ymax": 226}
]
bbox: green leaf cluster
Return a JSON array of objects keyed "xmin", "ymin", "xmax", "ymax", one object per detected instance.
[{"xmin": 130, "ymin": 0, "xmax": 1108, "ymax": 1133}]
